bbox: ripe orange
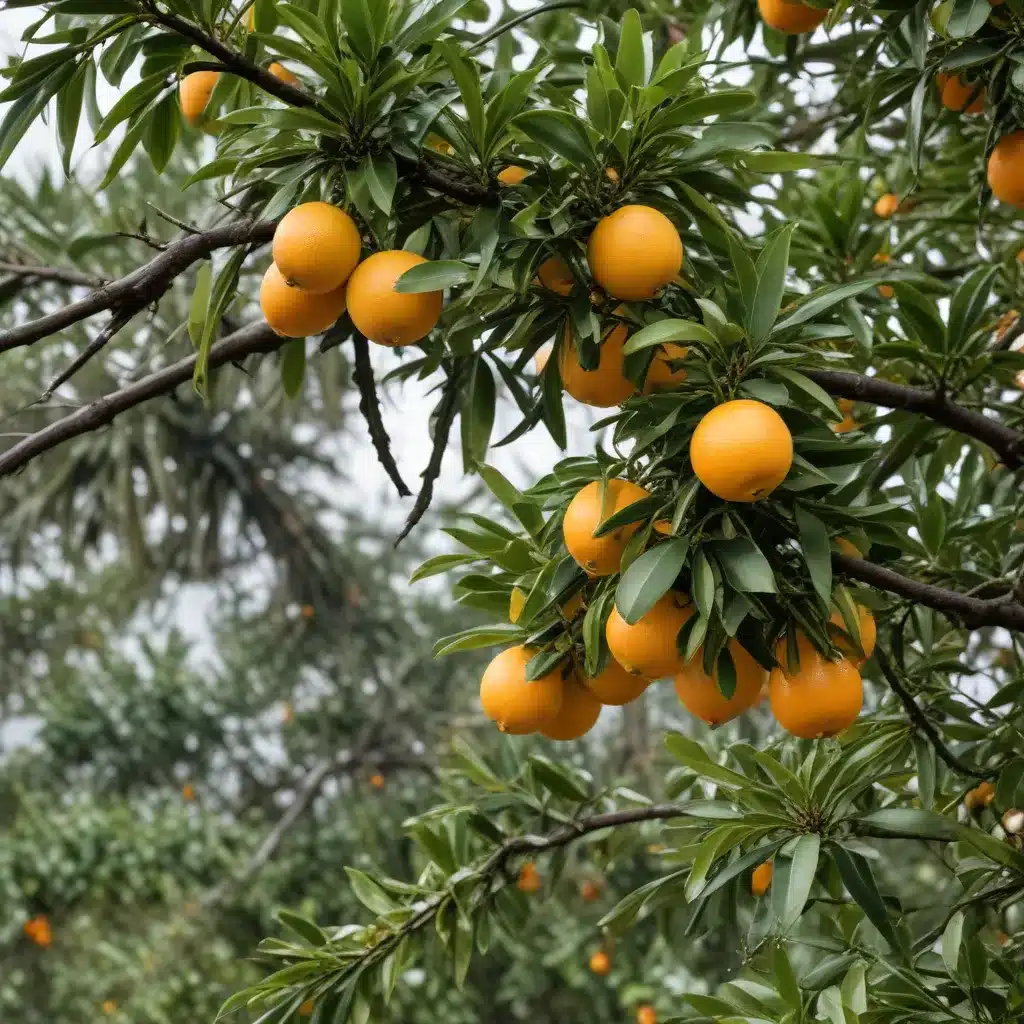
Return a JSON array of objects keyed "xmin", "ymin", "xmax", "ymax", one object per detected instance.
[
  {"xmin": 751, "ymin": 860, "xmax": 773, "ymax": 896},
  {"xmin": 988, "ymin": 132, "xmax": 1024, "ymax": 208},
  {"xmin": 606, "ymin": 591, "xmax": 690, "ymax": 680},
  {"xmin": 260, "ymin": 264, "xmax": 347, "ymax": 338},
  {"xmin": 369, "ymin": 773, "xmax": 385, "ymax": 789},
  {"xmin": 298, "ymin": 1000, "xmax": 315, "ymax": 1017},
  {"xmin": 23, "ymin": 914, "xmax": 53, "ymax": 948},
  {"xmin": 964, "ymin": 781, "xmax": 994, "ymax": 811},
  {"xmin": 834, "ymin": 537, "xmax": 861, "ymax": 558},
  {"xmin": 346, "ymin": 250, "xmax": 443, "ymax": 346},
  {"xmin": 690, "ymin": 400, "xmax": 793, "ymax": 502},
  {"xmin": 582, "ymin": 657, "xmax": 649, "ymax": 705},
  {"xmin": 559, "ymin": 320, "xmax": 635, "ymax": 407},
  {"xmin": 540, "ymin": 676, "xmax": 602, "ymax": 740},
  {"xmin": 269, "ymin": 62, "xmax": 299, "ymax": 87},
  {"xmin": 769, "ymin": 633, "xmax": 863, "ymax": 739},
  {"xmin": 517, "ymin": 861, "xmax": 542, "ymax": 892},
  {"xmin": 102, "ymin": 1001, "xmax": 118, "ymax": 1015},
  {"xmin": 182, "ymin": 783, "xmax": 196, "ymax": 801},
  {"xmin": 498, "ymin": 165, "xmax": 531, "ymax": 185},
  {"xmin": 605, "ymin": 167, "xmax": 620, "ymax": 184},
  {"xmin": 587, "ymin": 205, "xmax": 683, "ymax": 301},
  {"xmin": 590, "ymin": 950, "xmax": 611, "ymax": 975},
  {"xmin": 537, "ymin": 256, "xmax": 574, "ymax": 295},
  {"xmin": 179, "ymin": 71, "xmax": 220, "ymax": 123},
  {"xmin": 637, "ymin": 1006, "xmax": 656, "ymax": 1024},
  {"xmin": 479, "ymin": 646, "xmax": 564, "ymax": 734},
  {"xmin": 580, "ymin": 880, "xmax": 602, "ymax": 902},
  {"xmin": 877, "ymin": 284, "xmax": 895, "ymax": 299},
  {"xmin": 534, "ymin": 344, "xmax": 553, "ymax": 375},
  {"xmin": 674, "ymin": 637, "xmax": 768, "ymax": 726},
  {"xmin": 937, "ymin": 72, "xmax": 984, "ymax": 114},
  {"xmin": 874, "ymin": 193, "xmax": 899, "ymax": 219},
  {"xmin": 757, "ymin": 0, "xmax": 827, "ymax": 32},
  {"xmin": 832, "ymin": 414, "xmax": 859, "ymax": 434},
  {"xmin": 837, "ymin": 398, "xmax": 854, "ymax": 415},
  {"xmin": 562, "ymin": 478, "xmax": 651, "ymax": 576},
  {"xmin": 272, "ymin": 202, "xmax": 361, "ymax": 295},
  {"xmin": 643, "ymin": 343, "xmax": 688, "ymax": 392},
  {"xmin": 829, "ymin": 604, "xmax": 876, "ymax": 663}
]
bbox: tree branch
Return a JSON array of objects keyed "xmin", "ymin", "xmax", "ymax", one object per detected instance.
[
  {"xmin": 350, "ymin": 333, "xmax": 411, "ymax": 498},
  {"xmin": 0, "ymin": 321, "xmax": 283, "ymax": 478},
  {"xmin": 805, "ymin": 368, "xmax": 1024, "ymax": 470},
  {"xmin": 394, "ymin": 365, "xmax": 463, "ymax": 547},
  {"xmin": 42, "ymin": 311, "xmax": 132, "ymax": 398},
  {"xmin": 834, "ymin": 552, "xmax": 1024, "ymax": 633},
  {"xmin": 0, "ymin": 219, "xmax": 276, "ymax": 353},
  {"xmin": 874, "ymin": 646, "xmax": 998, "ymax": 780},
  {"xmin": 0, "ymin": 261, "xmax": 103, "ymax": 288}
]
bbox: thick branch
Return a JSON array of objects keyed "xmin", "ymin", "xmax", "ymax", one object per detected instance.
[
  {"xmin": 805, "ymin": 368, "xmax": 1024, "ymax": 470},
  {"xmin": 0, "ymin": 321, "xmax": 283, "ymax": 478},
  {"xmin": 834, "ymin": 552, "xmax": 1024, "ymax": 633},
  {"xmin": 0, "ymin": 219, "xmax": 276, "ymax": 353},
  {"xmin": 874, "ymin": 646, "xmax": 998, "ymax": 780},
  {"xmin": 350, "ymin": 334, "xmax": 411, "ymax": 498}
]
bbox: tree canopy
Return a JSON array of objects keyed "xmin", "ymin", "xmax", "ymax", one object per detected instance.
[{"xmin": 2, "ymin": 1, "xmax": 1024, "ymax": 1023}]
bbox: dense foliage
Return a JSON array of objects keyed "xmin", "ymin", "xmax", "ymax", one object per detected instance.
[{"xmin": 3, "ymin": 1, "xmax": 1024, "ymax": 1022}]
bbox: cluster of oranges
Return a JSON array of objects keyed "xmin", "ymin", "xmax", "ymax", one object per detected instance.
[
  {"xmin": 259, "ymin": 202, "xmax": 443, "ymax": 343},
  {"xmin": 481, "ymin": 402, "xmax": 874, "ymax": 742},
  {"xmin": 23, "ymin": 914, "xmax": 52, "ymax": 948},
  {"xmin": 179, "ymin": 61, "xmax": 298, "ymax": 124}
]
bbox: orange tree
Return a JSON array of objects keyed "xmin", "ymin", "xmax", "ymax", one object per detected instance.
[{"xmin": 2, "ymin": 1, "xmax": 1024, "ymax": 1022}]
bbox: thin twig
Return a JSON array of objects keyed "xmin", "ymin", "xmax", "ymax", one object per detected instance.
[
  {"xmin": 350, "ymin": 334, "xmax": 411, "ymax": 498},
  {"xmin": 874, "ymin": 646, "xmax": 998, "ymax": 780},
  {"xmin": 42, "ymin": 312, "xmax": 133, "ymax": 398},
  {"xmin": 469, "ymin": 0, "xmax": 587, "ymax": 52},
  {"xmin": 394, "ymin": 365, "xmax": 463, "ymax": 547},
  {"xmin": 0, "ymin": 261, "xmax": 102, "ymax": 288}
]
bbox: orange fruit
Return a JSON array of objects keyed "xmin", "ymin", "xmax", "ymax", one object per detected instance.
[
  {"xmin": 751, "ymin": 860, "xmax": 773, "ymax": 896},
  {"xmin": 269, "ymin": 62, "xmax": 299, "ymax": 87},
  {"xmin": 606, "ymin": 591, "xmax": 690, "ymax": 679},
  {"xmin": 690, "ymin": 400, "xmax": 793, "ymax": 502},
  {"xmin": 517, "ymin": 862, "xmax": 542, "ymax": 892},
  {"xmin": 23, "ymin": 915, "xmax": 53, "ymax": 948},
  {"xmin": 537, "ymin": 256, "xmax": 574, "ymax": 296},
  {"xmin": 988, "ymin": 131, "xmax": 1024, "ymax": 208},
  {"xmin": 587, "ymin": 205, "xmax": 683, "ymax": 301},
  {"xmin": 562, "ymin": 478, "xmax": 651, "ymax": 576},
  {"xmin": 479, "ymin": 646, "xmax": 564, "ymax": 734},
  {"xmin": 260, "ymin": 264, "xmax": 347, "ymax": 338},
  {"xmin": 369, "ymin": 773, "xmax": 385, "ymax": 789},
  {"xmin": 643, "ymin": 343, "xmax": 688, "ymax": 392},
  {"xmin": 674, "ymin": 637, "xmax": 768, "ymax": 726},
  {"xmin": 877, "ymin": 284, "xmax": 895, "ymax": 299},
  {"xmin": 995, "ymin": 309, "xmax": 1020, "ymax": 340},
  {"xmin": 346, "ymin": 250, "xmax": 443, "ymax": 346},
  {"xmin": 534, "ymin": 343, "xmax": 553, "ymax": 374},
  {"xmin": 838, "ymin": 398, "xmax": 854, "ymax": 415},
  {"xmin": 581, "ymin": 880, "xmax": 602, "ymax": 902},
  {"xmin": 559, "ymin": 319, "xmax": 635, "ymax": 407},
  {"xmin": 298, "ymin": 1000, "xmax": 314, "ymax": 1017},
  {"xmin": 974, "ymin": 780, "xmax": 996, "ymax": 807},
  {"xmin": 179, "ymin": 71, "xmax": 220, "ymax": 123},
  {"xmin": 498, "ymin": 165, "xmax": 531, "ymax": 185},
  {"xmin": 937, "ymin": 72, "xmax": 984, "ymax": 114},
  {"xmin": 590, "ymin": 950, "xmax": 611, "ymax": 975},
  {"xmin": 605, "ymin": 167, "xmax": 620, "ymax": 183},
  {"xmin": 834, "ymin": 537, "xmax": 861, "ymax": 558},
  {"xmin": 832, "ymin": 414, "xmax": 859, "ymax": 434},
  {"xmin": 182, "ymin": 783, "xmax": 196, "ymax": 801},
  {"xmin": 829, "ymin": 604, "xmax": 876, "ymax": 663},
  {"xmin": 769, "ymin": 633, "xmax": 863, "ymax": 739},
  {"xmin": 758, "ymin": 0, "xmax": 827, "ymax": 33},
  {"xmin": 540, "ymin": 676, "xmax": 602, "ymax": 740},
  {"xmin": 637, "ymin": 1006, "xmax": 656, "ymax": 1024},
  {"xmin": 874, "ymin": 193, "xmax": 900, "ymax": 219},
  {"xmin": 272, "ymin": 202, "xmax": 361, "ymax": 294},
  {"xmin": 582, "ymin": 657, "xmax": 649, "ymax": 705},
  {"xmin": 102, "ymin": 1002, "xmax": 117, "ymax": 1015},
  {"xmin": 1017, "ymin": 248, "xmax": 1024, "ymax": 264}
]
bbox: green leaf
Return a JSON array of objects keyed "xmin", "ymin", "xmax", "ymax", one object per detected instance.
[
  {"xmin": 437, "ymin": 40, "xmax": 485, "ymax": 149},
  {"xmin": 410, "ymin": 553, "xmax": 478, "ymax": 583},
  {"xmin": 778, "ymin": 833, "xmax": 819, "ymax": 932},
  {"xmin": 394, "ymin": 260, "xmax": 473, "ymax": 293},
  {"xmin": 143, "ymin": 92, "xmax": 179, "ymax": 173},
  {"xmin": 794, "ymin": 505, "xmax": 831, "ymax": 606},
  {"xmin": 727, "ymin": 232, "xmax": 758, "ymax": 312},
  {"xmin": 188, "ymin": 261, "xmax": 213, "ymax": 347},
  {"xmin": 461, "ymin": 359, "xmax": 496, "ymax": 467},
  {"xmin": 514, "ymin": 110, "xmax": 596, "ymax": 170},
  {"xmin": 614, "ymin": 8, "xmax": 648, "ymax": 88},
  {"xmin": 276, "ymin": 909, "xmax": 328, "ymax": 947},
  {"xmin": 946, "ymin": 264, "xmax": 997, "ymax": 349},
  {"xmin": 692, "ymin": 547, "xmax": 715, "ymax": 621},
  {"xmin": 56, "ymin": 59, "xmax": 87, "ymax": 176},
  {"xmin": 340, "ymin": 0, "xmax": 378, "ymax": 61},
  {"xmin": 614, "ymin": 539, "xmax": 689, "ymax": 625},
  {"xmin": 432, "ymin": 625, "xmax": 520, "ymax": 657},
  {"xmin": 747, "ymin": 223, "xmax": 795, "ymax": 343},
  {"xmin": 769, "ymin": 366, "xmax": 841, "ymax": 419},
  {"xmin": 710, "ymin": 538, "xmax": 777, "ymax": 594},
  {"xmin": 857, "ymin": 808, "xmax": 961, "ymax": 841},
  {"xmin": 772, "ymin": 280, "xmax": 881, "ymax": 334},
  {"xmin": 193, "ymin": 246, "xmax": 247, "ymax": 400},
  {"xmin": 831, "ymin": 845, "xmax": 904, "ymax": 955},
  {"xmin": 280, "ymin": 339, "xmax": 306, "ymax": 399},
  {"xmin": 363, "ymin": 152, "xmax": 398, "ymax": 215},
  {"xmin": 621, "ymin": 319, "xmax": 718, "ymax": 354},
  {"xmin": 92, "ymin": 71, "xmax": 167, "ymax": 144},
  {"xmin": 942, "ymin": 910, "xmax": 964, "ymax": 977},
  {"xmin": 947, "ymin": 0, "xmax": 991, "ymax": 37},
  {"xmin": 345, "ymin": 868, "xmax": 399, "ymax": 915},
  {"xmin": 773, "ymin": 942, "xmax": 803, "ymax": 1014}
]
